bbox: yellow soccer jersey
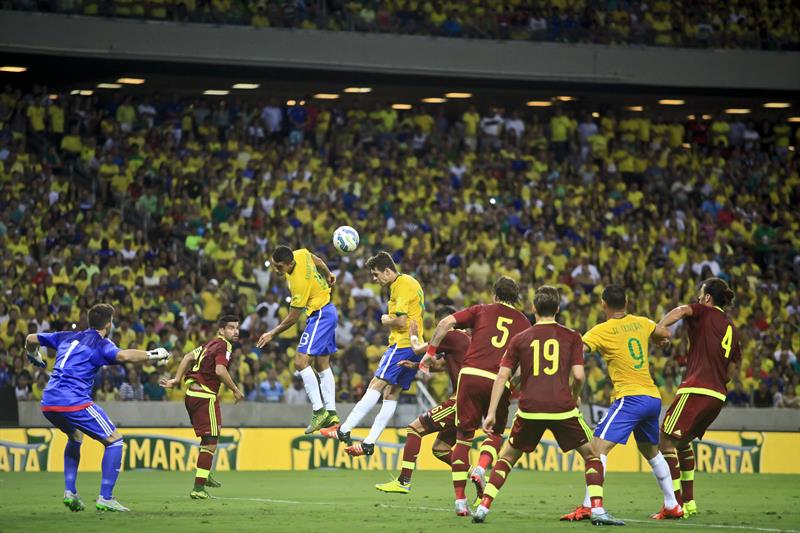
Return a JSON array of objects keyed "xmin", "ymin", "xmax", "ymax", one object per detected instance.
[
  {"xmin": 582, "ymin": 314, "xmax": 660, "ymax": 400},
  {"xmin": 285, "ymin": 248, "xmax": 330, "ymax": 314},
  {"xmin": 387, "ymin": 274, "xmax": 424, "ymax": 348}
]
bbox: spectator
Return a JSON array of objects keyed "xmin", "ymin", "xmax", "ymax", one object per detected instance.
[
  {"xmin": 118, "ymin": 369, "xmax": 144, "ymax": 401},
  {"xmin": 143, "ymin": 372, "xmax": 167, "ymax": 401},
  {"xmin": 285, "ymin": 375, "xmax": 309, "ymax": 405},
  {"xmin": 752, "ymin": 381, "xmax": 773, "ymax": 408},
  {"xmin": 726, "ymin": 380, "xmax": 751, "ymax": 407},
  {"xmin": 259, "ymin": 369, "xmax": 284, "ymax": 402}
]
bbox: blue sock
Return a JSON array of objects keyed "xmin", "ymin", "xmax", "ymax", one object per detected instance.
[
  {"xmin": 64, "ymin": 439, "xmax": 82, "ymax": 493},
  {"xmin": 100, "ymin": 440, "xmax": 124, "ymax": 499}
]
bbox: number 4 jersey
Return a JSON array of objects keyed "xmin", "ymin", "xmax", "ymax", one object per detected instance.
[
  {"xmin": 452, "ymin": 303, "xmax": 530, "ymax": 373},
  {"xmin": 678, "ymin": 303, "xmax": 742, "ymax": 400},
  {"xmin": 582, "ymin": 314, "xmax": 660, "ymax": 400}
]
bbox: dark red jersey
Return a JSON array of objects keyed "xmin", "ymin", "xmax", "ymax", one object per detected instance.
[
  {"xmin": 452, "ymin": 303, "xmax": 530, "ymax": 373},
  {"xmin": 501, "ymin": 321, "xmax": 584, "ymax": 415},
  {"xmin": 679, "ymin": 304, "xmax": 742, "ymax": 399},
  {"xmin": 184, "ymin": 336, "xmax": 233, "ymax": 395},
  {"xmin": 437, "ymin": 329, "xmax": 470, "ymax": 389}
]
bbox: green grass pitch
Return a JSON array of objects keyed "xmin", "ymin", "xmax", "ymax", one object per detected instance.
[{"xmin": 1, "ymin": 470, "xmax": 798, "ymax": 532}]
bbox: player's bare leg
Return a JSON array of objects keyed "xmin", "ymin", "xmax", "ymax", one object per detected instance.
[
  {"xmin": 95, "ymin": 431, "xmax": 129, "ymax": 512},
  {"xmin": 473, "ymin": 443, "xmax": 524, "ymax": 522},
  {"xmin": 296, "ymin": 352, "xmax": 328, "ymax": 434},
  {"xmin": 63, "ymin": 430, "xmax": 85, "ymax": 512},
  {"xmin": 346, "ymin": 383, "xmax": 401, "ymax": 457},
  {"xmin": 651, "ymin": 433, "xmax": 685, "ymax": 519},
  {"xmin": 314, "ymin": 355, "xmax": 339, "ymax": 428},
  {"xmin": 190, "ymin": 436, "xmax": 218, "ymax": 500}
]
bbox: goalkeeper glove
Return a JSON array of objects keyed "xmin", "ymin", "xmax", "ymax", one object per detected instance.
[
  {"xmin": 147, "ymin": 347, "xmax": 171, "ymax": 361},
  {"xmin": 26, "ymin": 344, "xmax": 47, "ymax": 368}
]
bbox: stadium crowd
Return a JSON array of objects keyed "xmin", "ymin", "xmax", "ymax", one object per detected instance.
[
  {"xmin": 5, "ymin": 0, "xmax": 800, "ymax": 51},
  {"xmin": 0, "ymin": 84, "xmax": 799, "ymax": 412}
]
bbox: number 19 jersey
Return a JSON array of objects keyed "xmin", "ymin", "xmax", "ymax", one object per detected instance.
[
  {"xmin": 452, "ymin": 303, "xmax": 530, "ymax": 373},
  {"xmin": 501, "ymin": 321, "xmax": 584, "ymax": 415},
  {"xmin": 582, "ymin": 314, "xmax": 660, "ymax": 400}
]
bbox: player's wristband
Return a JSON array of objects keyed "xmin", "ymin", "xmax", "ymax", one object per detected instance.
[
  {"xmin": 425, "ymin": 344, "xmax": 438, "ymax": 358},
  {"xmin": 410, "ymin": 335, "xmax": 419, "ymax": 344}
]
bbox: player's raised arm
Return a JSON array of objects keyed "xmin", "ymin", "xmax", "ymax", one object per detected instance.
[
  {"xmin": 117, "ymin": 347, "xmax": 171, "ymax": 363},
  {"xmin": 160, "ymin": 347, "xmax": 200, "ymax": 389},
  {"xmin": 420, "ymin": 313, "xmax": 457, "ymax": 371},
  {"xmin": 482, "ymin": 366, "xmax": 513, "ymax": 434},
  {"xmin": 658, "ymin": 304, "xmax": 694, "ymax": 329},
  {"xmin": 311, "ymin": 253, "xmax": 336, "ymax": 286},
  {"xmin": 257, "ymin": 306, "xmax": 302, "ymax": 348}
]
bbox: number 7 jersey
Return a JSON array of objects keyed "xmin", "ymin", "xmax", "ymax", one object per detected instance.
[
  {"xmin": 452, "ymin": 303, "xmax": 530, "ymax": 373},
  {"xmin": 582, "ymin": 314, "xmax": 660, "ymax": 400}
]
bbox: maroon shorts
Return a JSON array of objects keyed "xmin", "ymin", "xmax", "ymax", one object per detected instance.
[
  {"xmin": 661, "ymin": 392, "xmax": 723, "ymax": 441},
  {"xmin": 185, "ymin": 391, "xmax": 221, "ymax": 437},
  {"xmin": 456, "ymin": 373, "xmax": 510, "ymax": 434},
  {"xmin": 508, "ymin": 415, "xmax": 592, "ymax": 453},
  {"xmin": 419, "ymin": 398, "xmax": 457, "ymax": 435}
]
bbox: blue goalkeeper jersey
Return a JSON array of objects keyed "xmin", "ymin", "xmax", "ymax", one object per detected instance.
[{"xmin": 38, "ymin": 329, "xmax": 121, "ymax": 408}]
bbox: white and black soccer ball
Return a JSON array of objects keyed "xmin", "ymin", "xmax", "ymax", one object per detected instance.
[{"xmin": 332, "ymin": 226, "xmax": 359, "ymax": 253}]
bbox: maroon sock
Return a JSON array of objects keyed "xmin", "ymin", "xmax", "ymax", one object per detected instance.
[
  {"xmin": 584, "ymin": 457, "xmax": 604, "ymax": 509},
  {"xmin": 432, "ymin": 449, "xmax": 452, "ymax": 465},
  {"xmin": 678, "ymin": 445, "xmax": 695, "ymax": 502},
  {"xmin": 451, "ymin": 434, "xmax": 473, "ymax": 500},
  {"xmin": 399, "ymin": 429, "xmax": 422, "ymax": 484},
  {"xmin": 663, "ymin": 450, "xmax": 683, "ymax": 506},
  {"xmin": 194, "ymin": 447, "xmax": 214, "ymax": 488},
  {"xmin": 478, "ymin": 433, "xmax": 503, "ymax": 470},
  {"xmin": 482, "ymin": 458, "xmax": 513, "ymax": 509}
]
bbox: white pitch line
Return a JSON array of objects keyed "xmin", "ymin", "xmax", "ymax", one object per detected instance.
[{"xmin": 210, "ymin": 496, "xmax": 799, "ymax": 533}]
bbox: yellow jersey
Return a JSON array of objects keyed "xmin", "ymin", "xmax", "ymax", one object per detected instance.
[
  {"xmin": 387, "ymin": 273, "xmax": 424, "ymax": 348},
  {"xmin": 582, "ymin": 314, "xmax": 660, "ymax": 400},
  {"xmin": 285, "ymin": 248, "xmax": 331, "ymax": 314}
]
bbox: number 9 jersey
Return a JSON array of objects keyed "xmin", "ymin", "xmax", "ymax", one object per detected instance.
[{"xmin": 582, "ymin": 314, "xmax": 660, "ymax": 401}]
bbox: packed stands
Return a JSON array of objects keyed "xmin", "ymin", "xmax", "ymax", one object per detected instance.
[
  {"xmin": 0, "ymin": 84, "xmax": 798, "ymax": 409},
  {"xmin": 4, "ymin": 0, "xmax": 800, "ymax": 50}
]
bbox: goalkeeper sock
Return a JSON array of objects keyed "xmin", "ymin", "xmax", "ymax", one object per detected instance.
[
  {"xmin": 340, "ymin": 388, "xmax": 381, "ymax": 434},
  {"xmin": 100, "ymin": 440, "xmax": 123, "ymax": 499},
  {"xmin": 64, "ymin": 438, "xmax": 82, "ymax": 493}
]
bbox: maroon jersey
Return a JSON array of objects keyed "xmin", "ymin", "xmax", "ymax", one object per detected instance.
[
  {"xmin": 184, "ymin": 336, "xmax": 233, "ymax": 394},
  {"xmin": 453, "ymin": 303, "xmax": 530, "ymax": 373},
  {"xmin": 501, "ymin": 321, "xmax": 584, "ymax": 415},
  {"xmin": 679, "ymin": 304, "xmax": 742, "ymax": 399},
  {"xmin": 437, "ymin": 330, "xmax": 470, "ymax": 389}
]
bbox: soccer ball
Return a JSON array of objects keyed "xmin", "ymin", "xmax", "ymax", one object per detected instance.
[{"xmin": 333, "ymin": 226, "xmax": 359, "ymax": 253}]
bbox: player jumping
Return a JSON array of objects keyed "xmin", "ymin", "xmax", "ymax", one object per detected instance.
[
  {"xmin": 653, "ymin": 277, "xmax": 741, "ymax": 519},
  {"xmin": 24, "ymin": 303, "xmax": 170, "ymax": 512},
  {"xmin": 421, "ymin": 276, "xmax": 529, "ymax": 517},
  {"xmin": 257, "ymin": 246, "xmax": 340, "ymax": 434},
  {"xmin": 375, "ymin": 306, "xmax": 473, "ymax": 494},
  {"xmin": 473, "ymin": 285, "xmax": 624, "ymax": 526},
  {"xmin": 560, "ymin": 285, "xmax": 679, "ymax": 521},
  {"xmin": 161, "ymin": 314, "xmax": 244, "ymax": 499},
  {"xmin": 322, "ymin": 252, "xmax": 424, "ymax": 457}
]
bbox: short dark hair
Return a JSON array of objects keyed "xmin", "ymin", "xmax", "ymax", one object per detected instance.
[
  {"xmin": 366, "ymin": 251, "xmax": 397, "ymax": 273},
  {"xmin": 533, "ymin": 285, "xmax": 560, "ymax": 317},
  {"xmin": 602, "ymin": 285, "xmax": 627, "ymax": 310},
  {"xmin": 702, "ymin": 277, "xmax": 735, "ymax": 308},
  {"xmin": 493, "ymin": 276, "xmax": 519, "ymax": 304},
  {"xmin": 436, "ymin": 305, "xmax": 457, "ymax": 320},
  {"xmin": 88, "ymin": 303, "xmax": 115, "ymax": 330},
  {"xmin": 272, "ymin": 245, "xmax": 294, "ymax": 263},
  {"xmin": 218, "ymin": 314, "xmax": 240, "ymax": 327}
]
